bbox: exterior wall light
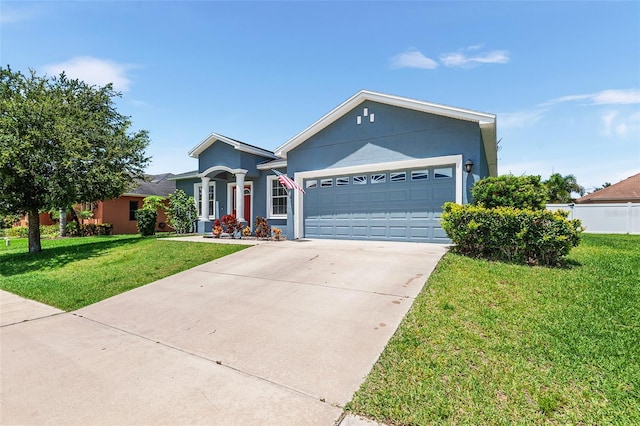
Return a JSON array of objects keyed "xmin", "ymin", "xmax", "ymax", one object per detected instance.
[{"xmin": 464, "ymin": 159, "xmax": 474, "ymax": 173}]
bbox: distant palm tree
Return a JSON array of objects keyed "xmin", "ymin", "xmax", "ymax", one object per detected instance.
[{"xmin": 544, "ymin": 173, "xmax": 585, "ymax": 203}]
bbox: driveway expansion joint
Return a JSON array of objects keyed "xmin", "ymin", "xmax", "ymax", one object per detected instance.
[
  {"xmin": 71, "ymin": 312, "xmax": 343, "ymax": 408},
  {"xmin": 193, "ymin": 269, "xmax": 418, "ymax": 299}
]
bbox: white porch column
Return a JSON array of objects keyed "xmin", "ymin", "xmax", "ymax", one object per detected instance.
[
  {"xmin": 200, "ymin": 176, "xmax": 210, "ymax": 221},
  {"xmin": 235, "ymin": 172, "xmax": 246, "ymax": 222}
]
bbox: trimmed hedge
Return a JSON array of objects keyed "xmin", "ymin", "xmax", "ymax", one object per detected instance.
[
  {"xmin": 471, "ymin": 174, "xmax": 547, "ymax": 210},
  {"xmin": 442, "ymin": 202, "xmax": 583, "ymax": 266}
]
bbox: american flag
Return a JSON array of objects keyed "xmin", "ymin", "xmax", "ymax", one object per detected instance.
[{"xmin": 272, "ymin": 169, "xmax": 305, "ymax": 194}]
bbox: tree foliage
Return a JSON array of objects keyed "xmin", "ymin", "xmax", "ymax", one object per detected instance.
[
  {"xmin": 544, "ymin": 173, "xmax": 585, "ymax": 203},
  {"xmin": 471, "ymin": 174, "xmax": 548, "ymax": 210},
  {"xmin": 165, "ymin": 189, "xmax": 197, "ymax": 234},
  {"xmin": 0, "ymin": 66, "xmax": 150, "ymax": 252}
]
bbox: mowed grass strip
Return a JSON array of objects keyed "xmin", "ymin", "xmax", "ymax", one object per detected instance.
[
  {"xmin": 346, "ymin": 234, "xmax": 640, "ymax": 425},
  {"xmin": 0, "ymin": 236, "xmax": 248, "ymax": 311}
]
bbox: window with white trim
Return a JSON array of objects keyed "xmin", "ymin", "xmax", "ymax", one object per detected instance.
[
  {"xmin": 194, "ymin": 182, "xmax": 216, "ymax": 219},
  {"xmin": 320, "ymin": 178, "xmax": 333, "ymax": 188},
  {"xmin": 267, "ymin": 175, "xmax": 287, "ymax": 218},
  {"xmin": 305, "ymin": 180, "xmax": 317, "ymax": 189}
]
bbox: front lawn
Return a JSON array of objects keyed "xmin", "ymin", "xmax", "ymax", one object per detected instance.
[
  {"xmin": 347, "ymin": 234, "xmax": 640, "ymax": 424},
  {"xmin": 0, "ymin": 235, "xmax": 248, "ymax": 311}
]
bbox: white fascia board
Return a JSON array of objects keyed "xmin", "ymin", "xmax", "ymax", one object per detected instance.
[
  {"xmin": 256, "ymin": 159, "xmax": 288, "ymax": 170},
  {"xmin": 275, "ymin": 90, "xmax": 496, "ymax": 158},
  {"xmin": 188, "ymin": 132, "xmax": 276, "ymax": 159},
  {"xmin": 480, "ymin": 122, "xmax": 498, "ymax": 177},
  {"xmin": 167, "ymin": 172, "xmax": 199, "ymax": 180}
]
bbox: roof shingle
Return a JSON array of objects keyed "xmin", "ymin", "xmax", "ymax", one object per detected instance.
[{"xmin": 576, "ymin": 173, "xmax": 640, "ymax": 203}]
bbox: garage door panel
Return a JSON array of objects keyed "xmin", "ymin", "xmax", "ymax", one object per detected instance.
[
  {"xmin": 303, "ymin": 165, "xmax": 455, "ymax": 242},
  {"xmin": 389, "ymin": 226, "xmax": 408, "ymax": 238},
  {"xmin": 370, "ymin": 227, "xmax": 387, "ymax": 237},
  {"xmin": 352, "ymin": 226, "xmax": 368, "ymax": 236},
  {"xmin": 389, "ymin": 190, "xmax": 408, "ymax": 201},
  {"xmin": 409, "ymin": 227, "xmax": 430, "ymax": 239}
]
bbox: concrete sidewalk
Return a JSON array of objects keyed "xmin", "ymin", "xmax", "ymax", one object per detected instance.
[{"xmin": 1, "ymin": 239, "xmax": 447, "ymax": 425}]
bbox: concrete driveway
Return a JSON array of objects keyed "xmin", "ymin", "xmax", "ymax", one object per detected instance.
[{"xmin": 0, "ymin": 239, "xmax": 447, "ymax": 425}]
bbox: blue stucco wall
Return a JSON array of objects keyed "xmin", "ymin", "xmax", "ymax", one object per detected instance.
[{"xmin": 286, "ymin": 100, "xmax": 487, "ymax": 202}]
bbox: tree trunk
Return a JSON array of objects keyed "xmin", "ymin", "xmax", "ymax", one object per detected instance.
[
  {"xmin": 59, "ymin": 208, "xmax": 67, "ymax": 237},
  {"xmin": 27, "ymin": 208, "xmax": 42, "ymax": 253},
  {"xmin": 69, "ymin": 208, "xmax": 81, "ymax": 235}
]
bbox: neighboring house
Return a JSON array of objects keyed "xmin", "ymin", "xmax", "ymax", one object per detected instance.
[
  {"xmin": 172, "ymin": 90, "xmax": 498, "ymax": 243},
  {"xmin": 576, "ymin": 173, "xmax": 640, "ymax": 204},
  {"xmin": 17, "ymin": 174, "xmax": 176, "ymax": 234},
  {"xmin": 84, "ymin": 173, "xmax": 176, "ymax": 234}
]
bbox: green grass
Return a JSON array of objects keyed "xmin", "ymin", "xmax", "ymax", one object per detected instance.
[
  {"xmin": 0, "ymin": 235, "xmax": 248, "ymax": 311},
  {"xmin": 346, "ymin": 234, "xmax": 640, "ymax": 425}
]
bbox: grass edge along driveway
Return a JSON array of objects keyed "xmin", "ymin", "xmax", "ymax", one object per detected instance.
[
  {"xmin": 346, "ymin": 233, "xmax": 640, "ymax": 425},
  {"xmin": 0, "ymin": 235, "xmax": 248, "ymax": 311}
]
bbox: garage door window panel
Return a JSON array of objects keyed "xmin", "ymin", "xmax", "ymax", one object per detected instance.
[
  {"xmin": 353, "ymin": 175, "xmax": 367, "ymax": 185},
  {"xmin": 371, "ymin": 173, "xmax": 386, "ymax": 184},
  {"xmin": 434, "ymin": 167, "xmax": 453, "ymax": 179}
]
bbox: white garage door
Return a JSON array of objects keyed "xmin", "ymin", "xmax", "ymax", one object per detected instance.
[{"xmin": 303, "ymin": 165, "xmax": 455, "ymax": 242}]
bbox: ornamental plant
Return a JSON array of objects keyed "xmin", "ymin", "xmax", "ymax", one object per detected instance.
[
  {"xmin": 212, "ymin": 219, "xmax": 223, "ymax": 238},
  {"xmin": 272, "ymin": 226, "xmax": 282, "ymax": 241},
  {"xmin": 220, "ymin": 214, "xmax": 242, "ymax": 237},
  {"xmin": 254, "ymin": 216, "xmax": 270, "ymax": 239}
]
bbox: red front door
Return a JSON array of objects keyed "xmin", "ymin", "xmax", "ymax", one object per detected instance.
[{"xmin": 232, "ymin": 185, "xmax": 251, "ymax": 223}]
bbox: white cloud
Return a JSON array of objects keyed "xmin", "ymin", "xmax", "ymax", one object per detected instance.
[
  {"xmin": 592, "ymin": 89, "xmax": 640, "ymax": 105},
  {"xmin": 440, "ymin": 49, "xmax": 509, "ymax": 68},
  {"xmin": 601, "ymin": 110, "xmax": 640, "ymax": 138},
  {"xmin": 43, "ymin": 57, "xmax": 136, "ymax": 92},
  {"xmin": 389, "ymin": 49, "xmax": 438, "ymax": 70},
  {"xmin": 543, "ymin": 89, "xmax": 640, "ymax": 106}
]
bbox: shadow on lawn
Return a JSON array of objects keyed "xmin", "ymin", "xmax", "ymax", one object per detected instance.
[{"xmin": 0, "ymin": 237, "xmax": 142, "ymax": 277}]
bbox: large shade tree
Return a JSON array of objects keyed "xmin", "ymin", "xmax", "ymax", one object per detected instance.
[{"xmin": 0, "ymin": 66, "xmax": 150, "ymax": 253}]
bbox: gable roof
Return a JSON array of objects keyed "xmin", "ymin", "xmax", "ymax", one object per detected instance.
[
  {"xmin": 188, "ymin": 132, "xmax": 277, "ymax": 159},
  {"xmin": 124, "ymin": 173, "xmax": 176, "ymax": 198},
  {"xmin": 576, "ymin": 173, "xmax": 640, "ymax": 203},
  {"xmin": 274, "ymin": 90, "xmax": 498, "ymax": 175}
]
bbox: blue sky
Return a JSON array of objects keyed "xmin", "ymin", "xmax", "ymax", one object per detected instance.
[{"xmin": 2, "ymin": 1, "xmax": 639, "ymax": 192}]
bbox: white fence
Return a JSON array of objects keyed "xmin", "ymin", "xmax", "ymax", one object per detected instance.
[{"xmin": 547, "ymin": 203, "xmax": 640, "ymax": 235}]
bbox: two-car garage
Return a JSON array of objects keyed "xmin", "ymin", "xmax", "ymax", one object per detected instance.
[{"xmin": 300, "ymin": 162, "xmax": 457, "ymax": 243}]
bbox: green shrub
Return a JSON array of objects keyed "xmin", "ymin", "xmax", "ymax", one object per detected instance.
[
  {"xmin": 135, "ymin": 209, "xmax": 157, "ymax": 236},
  {"xmin": 5, "ymin": 225, "xmax": 60, "ymax": 239},
  {"xmin": 6, "ymin": 226, "xmax": 29, "ymax": 238},
  {"xmin": 471, "ymin": 174, "xmax": 547, "ymax": 210},
  {"xmin": 166, "ymin": 189, "xmax": 197, "ymax": 234},
  {"xmin": 441, "ymin": 202, "xmax": 583, "ymax": 266},
  {"xmin": 63, "ymin": 222, "xmax": 114, "ymax": 237}
]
